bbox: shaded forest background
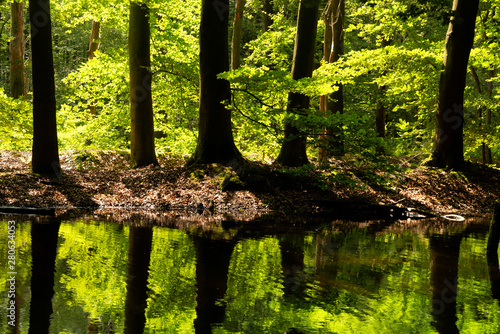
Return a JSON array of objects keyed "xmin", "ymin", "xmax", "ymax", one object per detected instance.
[{"xmin": 0, "ymin": 0, "xmax": 499, "ymax": 168}]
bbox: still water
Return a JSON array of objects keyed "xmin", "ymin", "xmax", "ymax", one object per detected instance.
[{"xmin": 1, "ymin": 215, "xmax": 499, "ymax": 333}]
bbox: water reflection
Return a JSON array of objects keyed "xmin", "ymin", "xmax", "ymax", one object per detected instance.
[{"xmin": 1, "ymin": 216, "xmax": 500, "ymax": 333}]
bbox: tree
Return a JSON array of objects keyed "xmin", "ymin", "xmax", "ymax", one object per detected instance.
[
  {"xmin": 276, "ymin": 0, "xmax": 320, "ymax": 166},
  {"xmin": 428, "ymin": 0, "xmax": 480, "ymax": 169},
  {"xmin": 129, "ymin": 0, "xmax": 158, "ymax": 168},
  {"xmin": 231, "ymin": 0, "xmax": 246, "ymax": 70},
  {"xmin": 319, "ymin": 0, "xmax": 345, "ymax": 161},
  {"xmin": 88, "ymin": 20, "xmax": 100, "ymax": 60},
  {"xmin": 29, "ymin": 0, "xmax": 61, "ymax": 175},
  {"xmin": 10, "ymin": 0, "xmax": 25, "ymax": 98},
  {"xmin": 188, "ymin": 0, "xmax": 242, "ymax": 165},
  {"xmin": 262, "ymin": 0, "xmax": 273, "ymax": 32}
]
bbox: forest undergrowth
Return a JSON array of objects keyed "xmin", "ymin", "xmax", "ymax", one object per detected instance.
[{"xmin": 0, "ymin": 150, "xmax": 498, "ymax": 219}]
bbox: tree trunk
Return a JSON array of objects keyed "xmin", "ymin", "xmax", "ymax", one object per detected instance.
[
  {"xmin": 319, "ymin": 0, "xmax": 344, "ymax": 162},
  {"xmin": 483, "ymin": 70, "xmax": 494, "ymax": 164},
  {"xmin": 29, "ymin": 0, "xmax": 61, "ymax": 175},
  {"xmin": 428, "ymin": 0, "xmax": 479, "ymax": 169},
  {"xmin": 10, "ymin": 0, "xmax": 26, "ymax": 98},
  {"xmin": 129, "ymin": 1, "xmax": 158, "ymax": 168},
  {"xmin": 188, "ymin": 0, "xmax": 242, "ymax": 165},
  {"xmin": 231, "ymin": 0, "xmax": 246, "ymax": 70},
  {"xmin": 276, "ymin": 0, "xmax": 320, "ymax": 167},
  {"xmin": 263, "ymin": 0, "xmax": 273, "ymax": 32},
  {"xmin": 375, "ymin": 38, "xmax": 391, "ymax": 155},
  {"xmin": 88, "ymin": 20, "xmax": 100, "ymax": 115}
]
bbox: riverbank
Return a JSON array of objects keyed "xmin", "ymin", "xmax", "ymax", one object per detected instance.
[{"xmin": 0, "ymin": 150, "xmax": 498, "ymax": 218}]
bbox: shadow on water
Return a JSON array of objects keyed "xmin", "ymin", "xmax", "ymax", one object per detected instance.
[{"xmin": 2, "ymin": 213, "xmax": 500, "ymax": 333}]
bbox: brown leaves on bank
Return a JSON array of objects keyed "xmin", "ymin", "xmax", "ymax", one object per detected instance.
[{"xmin": 0, "ymin": 150, "xmax": 499, "ymax": 216}]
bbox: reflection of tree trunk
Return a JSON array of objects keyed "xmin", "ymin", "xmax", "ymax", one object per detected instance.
[
  {"xmin": 314, "ymin": 234, "xmax": 339, "ymax": 286},
  {"xmin": 429, "ymin": 233, "xmax": 462, "ymax": 334},
  {"xmin": 279, "ymin": 235, "xmax": 305, "ymax": 298},
  {"xmin": 487, "ymin": 204, "xmax": 500, "ymax": 302},
  {"xmin": 28, "ymin": 220, "xmax": 61, "ymax": 334},
  {"xmin": 124, "ymin": 226, "xmax": 153, "ymax": 334},
  {"xmin": 193, "ymin": 237, "xmax": 235, "ymax": 333}
]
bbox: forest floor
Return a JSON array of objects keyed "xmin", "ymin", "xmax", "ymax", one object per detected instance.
[{"xmin": 0, "ymin": 150, "xmax": 499, "ymax": 220}]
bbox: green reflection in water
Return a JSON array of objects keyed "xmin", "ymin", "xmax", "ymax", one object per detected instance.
[
  {"xmin": 3, "ymin": 218, "xmax": 500, "ymax": 333},
  {"xmin": 457, "ymin": 235, "xmax": 500, "ymax": 333},
  {"xmin": 0, "ymin": 221, "xmax": 31, "ymax": 334},
  {"xmin": 144, "ymin": 226, "xmax": 197, "ymax": 333},
  {"xmin": 50, "ymin": 221, "xmax": 129, "ymax": 333}
]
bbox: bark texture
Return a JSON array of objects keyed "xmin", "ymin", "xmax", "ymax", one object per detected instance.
[
  {"xmin": 429, "ymin": 0, "xmax": 479, "ymax": 169},
  {"xmin": 276, "ymin": 0, "xmax": 320, "ymax": 166},
  {"xmin": 189, "ymin": 0, "xmax": 241, "ymax": 165},
  {"xmin": 129, "ymin": 1, "xmax": 158, "ymax": 168},
  {"xmin": 29, "ymin": 0, "xmax": 61, "ymax": 175},
  {"xmin": 10, "ymin": 0, "xmax": 26, "ymax": 98}
]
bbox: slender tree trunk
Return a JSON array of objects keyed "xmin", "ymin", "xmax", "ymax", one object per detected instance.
[
  {"xmin": 129, "ymin": 1, "xmax": 158, "ymax": 168},
  {"xmin": 263, "ymin": 0, "xmax": 273, "ymax": 32},
  {"xmin": 483, "ymin": 70, "xmax": 494, "ymax": 164},
  {"xmin": 231, "ymin": 0, "xmax": 246, "ymax": 70},
  {"xmin": 88, "ymin": 20, "xmax": 100, "ymax": 115},
  {"xmin": 88, "ymin": 20, "xmax": 100, "ymax": 60},
  {"xmin": 29, "ymin": 0, "xmax": 61, "ymax": 175},
  {"xmin": 428, "ymin": 0, "xmax": 479, "ymax": 169},
  {"xmin": 188, "ymin": 0, "xmax": 242, "ymax": 165},
  {"xmin": 319, "ymin": 0, "xmax": 344, "ymax": 162},
  {"xmin": 10, "ymin": 0, "xmax": 26, "ymax": 98},
  {"xmin": 276, "ymin": 0, "xmax": 320, "ymax": 167},
  {"xmin": 375, "ymin": 38, "xmax": 391, "ymax": 155}
]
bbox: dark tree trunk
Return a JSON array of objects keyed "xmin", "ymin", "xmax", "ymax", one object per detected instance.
[
  {"xmin": 193, "ymin": 237, "xmax": 235, "ymax": 333},
  {"xmin": 129, "ymin": 1, "xmax": 158, "ymax": 168},
  {"xmin": 28, "ymin": 220, "xmax": 61, "ymax": 334},
  {"xmin": 428, "ymin": 0, "xmax": 479, "ymax": 169},
  {"xmin": 263, "ymin": 0, "xmax": 273, "ymax": 32},
  {"xmin": 189, "ymin": 0, "xmax": 242, "ymax": 165},
  {"xmin": 231, "ymin": 0, "xmax": 246, "ymax": 70},
  {"xmin": 29, "ymin": 0, "xmax": 60, "ymax": 175},
  {"xmin": 10, "ymin": 0, "xmax": 26, "ymax": 98},
  {"xmin": 319, "ymin": 0, "xmax": 344, "ymax": 162},
  {"xmin": 429, "ymin": 233, "xmax": 462, "ymax": 334},
  {"xmin": 124, "ymin": 226, "xmax": 153, "ymax": 334},
  {"xmin": 276, "ymin": 0, "xmax": 320, "ymax": 167}
]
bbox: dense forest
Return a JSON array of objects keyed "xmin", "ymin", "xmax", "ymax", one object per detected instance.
[{"xmin": 0, "ymin": 0, "xmax": 498, "ymax": 173}]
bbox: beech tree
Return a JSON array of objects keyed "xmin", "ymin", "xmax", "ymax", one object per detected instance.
[
  {"xmin": 29, "ymin": 0, "xmax": 61, "ymax": 175},
  {"xmin": 129, "ymin": 0, "xmax": 158, "ymax": 168},
  {"xmin": 319, "ymin": 0, "xmax": 344, "ymax": 161},
  {"xmin": 10, "ymin": 0, "xmax": 25, "ymax": 98},
  {"xmin": 276, "ymin": 0, "xmax": 320, "ymax": 166},
  {"xmin": 188, "ymin": 0, "xmax": 241, "ymax": 165},
  {"xmin": 231, "ymin": 0, "xmax": 246, "ymax": 70},
  {"xmin": 428, "ymin": 0, "xmax": 480, "ymax": 169}
]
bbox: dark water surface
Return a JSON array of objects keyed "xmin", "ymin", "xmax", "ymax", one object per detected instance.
[{"xmin": 1, "ymin": 215, "xmax": 499, "ymax": 333}]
